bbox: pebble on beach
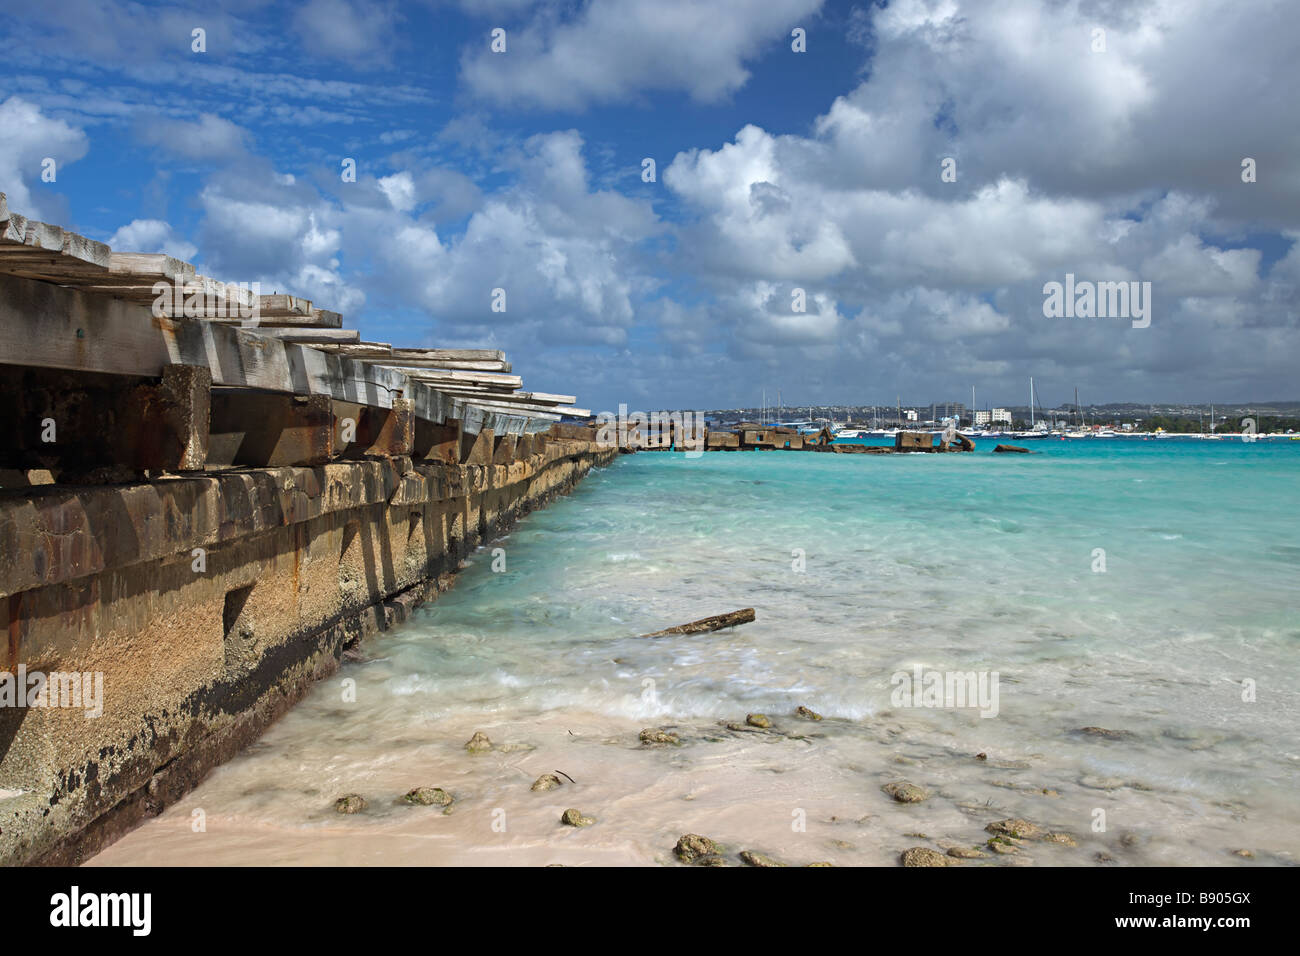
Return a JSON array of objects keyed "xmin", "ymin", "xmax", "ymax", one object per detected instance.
[
  {"xmin": 465, "ymin": 731, "xmax": 493, "ymax": 754},
  {"xmin": 560, "ymin": 808, "xmax": 595, "ymax": 827},
  {"xmin": 530, "ymin": 774, "xmax": 563, "ymax": 791}
]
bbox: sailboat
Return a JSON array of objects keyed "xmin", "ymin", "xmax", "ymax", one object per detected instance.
[
  {"xmin": 1065, "ymin": 387, "xmax": 1089, "ymax": 438},
  {"xmin": 1015, "ymin": 377, "xmax": 1049, "ymax": 438},
  {"xmin": 1199, "ymin": 403, "xmax": 1222, "ymax": 439}
]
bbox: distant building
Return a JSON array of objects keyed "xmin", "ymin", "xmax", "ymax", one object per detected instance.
[
  {"xmin": 973, "ymin": 410, "xmax": 992, "ymax": 425},
  {"xmin": 904, "ymin": 409, "xmax": 918, "ymax": 422},
  {"xmin": 990, "ymin": 408, "xmax": 1012, "ymax": 424}
]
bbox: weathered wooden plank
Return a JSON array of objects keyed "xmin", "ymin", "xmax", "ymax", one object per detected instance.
[
  {"xmin": 256, "ymin": 294, "xmax": 312, "ymax": 317},
  {"xmin": 316, "ymin": 342, "xmax": 392, "ymax": 357},
  {"xmin": 388, "ymin": 348, "xmax": 505, "ymax": 363},
  {"xmin": 108, "ymin": 252, "xmax": 196, "ymax": 282},
  {"xmin": 639, "ymin": 608, "xmax": 756, "ymax": 638},
  {"xmin": 255, "ymin": 328, "xmax": 361, "ymax": 343},
  {"xmin": 451, "ymin": 397, "xmax": 569, "ymax": 420},
  {"xmin": 386, "ymin": 368, "xmax": 523, "ymax": 388},
  {"xmin": 435, "ymin": 387, "xmax": 576, "ymax": 406},
  {"xmin": 363, "ymin": 357, "xmax": 512, "ymax": 372}
]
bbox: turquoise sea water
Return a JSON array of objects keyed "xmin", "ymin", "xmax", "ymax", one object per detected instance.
[{"xmin": 93, "ymin": 439, "xmax": 1300, "ymax": 866}]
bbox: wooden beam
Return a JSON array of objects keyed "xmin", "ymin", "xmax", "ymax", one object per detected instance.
[
  {"xmin": 108, "ymin": 252, "xmax": 194, "ymax": 282},
  {"xmin": 252, "ymin": 328, "xmax": 361, "ymax": 344},
  {"xmin": 453, "ymin": 399, "xmax": 571, "ymax": 420},
  {"xmin": 388, "ymin": 348, "xmax": 505, "ymax": 363},
  {"xmin": 434, "ymin": 387, "xmax": 576, "ymax": 406},
  {"xmin": 362, "ymin": 357, "xmax": 512, "ymax": 372},
  {"xmin": 317, "ymin": 342, "xmax": 392, "ymax": 358},
  {"xmin": 0, "ymin": 272, "xmax": 460, "ymax": 429},
  {"xmin": 383, "ymin": 368, "xmax": 523, "ymax": 388}
]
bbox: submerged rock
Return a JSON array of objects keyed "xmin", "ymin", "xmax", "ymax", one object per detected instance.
[
  {"xmin": 1044, "ymin": 831, "xmax": 1078, "ymax": 847},
  {"xmin": 987, "ymin": 838, "xmax": 1020, "ymax": 855},
  {"xmin": 1076, "ymin": 726, "xmax": 1134, "ymax": 740},
  {"xmin": 739, "ymin": 850, "xmax": 787, "ymax": 867},
  {"xmin": 1232, "ymin": 848, "xmax": 1255, "ymax": 859},
  {"xmin": 696, "ymin": 855, "xmax": 728, "ymax": 866},
  {"xmin": 404, "ymin": 787, "xmax": 452, "ymax": 807},
  {"xmin": 746, "ymin": 713, "xmax": 772, "ymax": 729},
  {"xmin": 334, "ymin": 794, "xmax": 367, "ymax": 814},
  {"xmin": 795, "ymin": 706, "xmax": 823, "ymax": 721},
  {"xmin": 882, "ymin": 781, "xmax": 930, "ymax": 804},
  {"xmin": 947, "ymin": 846, "xmax": 988, "ymax": 859},
  {"xmin": 985, "ymin": 818, "xmax": 1045, "ymax": 840},
  {"xmin": 674, "ymin": 833, "xmax": 720, "ymax": 862},
  {"xmin": 639, "ymin": 728, "xmax": 681, "ymax": 746},
  {"xmin": 806, "ymin": 861, "xmax": 834, "ymax": 867},
  {"xmin": 560, "ymin": 808, "xmax": 595, "ymax": 827},
  {"xmin": 465, "ymin": 731, "xmax": 493, "ymax": 754},
  {"xmin": 901, "ymin": 847, "xmax": 953, "ymax": 867},
  {"xmin": 530, "ymin": 774, "xmax": 563, "ymax": 792}
]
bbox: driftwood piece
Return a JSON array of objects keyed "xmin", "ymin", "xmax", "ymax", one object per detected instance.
[{"xmin": 639, "ymin": 608, "xmax": 756, "ymax": 638}]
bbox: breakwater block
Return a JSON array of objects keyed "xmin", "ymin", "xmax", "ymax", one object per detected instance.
[{"xmin": 894, "ymin": 431, "xmax": 932, "ymax": 451}]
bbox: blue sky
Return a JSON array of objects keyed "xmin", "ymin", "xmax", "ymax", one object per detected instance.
[{"xmin": 2, "ymin": 0, "xmax": 1298, "ymax": 412}]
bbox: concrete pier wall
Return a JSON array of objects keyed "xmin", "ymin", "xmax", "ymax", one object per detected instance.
[{"xmin": 0, "ymin": 437, "xmax": 615, "ymax": 865}]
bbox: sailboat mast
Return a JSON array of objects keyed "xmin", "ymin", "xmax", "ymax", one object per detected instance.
[{"xmin": 1030, "ymin": 377, "xmax": 1035, "ymax": 429}]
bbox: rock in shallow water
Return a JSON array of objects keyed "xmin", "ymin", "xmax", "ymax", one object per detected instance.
[
  {"xmin": 465, "ymin": 731, "xmax": 493, "ymax": 754},
  {"xmin": 746, "ymin": 713, "xmax": 771, "ymax": 728},
  {"xmin": 404, "ymin": 787, "xmax": 453, "ymax": 807},
  {"xmin": 531, "ymin": 774, "xmax": 563, "ymax": 791},
  {"xmin": 795, "ymin": 706, "xmax": 823, "ymax": 721},
  {"xmin": 561, "ymin": 808, "xmax": 595, "ymax": 827},
  {"xmin": 639, "ymin": 728, "xmax": 681, "ymax": 745},
  {"xmin": 674, "ymin": 833, "xmax": 720, "ymax": 862},
  {"xmin": 739, "ymin": 850, "xmax": 787, "ymax": 867},
  {"xmin": 985, "ymin": 818, "xmax": 1044, "ymax": 840},
  {"xmin": 1076, "ymin": 726, "xmax": 1135, "ymax": 740},
  {"xmin": 882, "ymin": 781, "xmax": 929, "ymax": 804},
  {"xmin": 334, "ymin": 794, "xmax": 367, "ymax": 814},
  {"xmin": 901, "ymin": 847, "xmax": 954, "ymax": 867}
]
